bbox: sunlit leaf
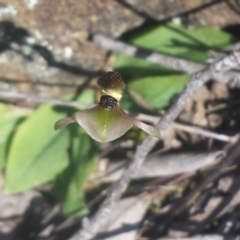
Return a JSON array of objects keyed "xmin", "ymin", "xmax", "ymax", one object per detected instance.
[
  {"xmin": 128, "ymin": 74, "xmax": 189, "ymax": 109},
  {"xmin": 128, "ymin": 23, "xmax": 233, "ymax": 61},
  {"xmin": 5, "ymin": 105, "xmax": 69, "ymax": 194},
  {"xmin": 115, "ymin": 23, "xmax": 233, "ymax": 111}
]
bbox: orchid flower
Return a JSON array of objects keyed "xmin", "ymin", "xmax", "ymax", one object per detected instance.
[{"xmin": 54, "ymin": 72, "xmax": 161, "ymax": 142}]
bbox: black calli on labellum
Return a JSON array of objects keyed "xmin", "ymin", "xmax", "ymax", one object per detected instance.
[
  {"xmin": 99, "ymin": 95, "xmax": 117, "ymax": 109},
  {"xmin": 54, "ymin": 72, "xmax": 161, "ymax": 142}
]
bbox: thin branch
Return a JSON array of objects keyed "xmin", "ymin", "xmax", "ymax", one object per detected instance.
[
  {"xmin": 173, "ymin": 122, "xmax": 238, "ymax": 142},
  {"xmin": 0, "ymin": 91, "xmax": 93, "ymax": 109},
  {"xmin": 93, "ymin": 34, "xmax": 240, "ymax": 88},
  {"xmin": 137, "ymin": 113, "xmax": 238, "ymax": 142},
  {"xmin": 69, "ymin": 50, "xmax": 240, "ymax": 239}
]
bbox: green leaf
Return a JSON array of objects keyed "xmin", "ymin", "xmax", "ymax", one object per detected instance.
[
  {"xmin": 54, "ymin": 126, "xmax": 99, "ymax": 215},
  {"xmin": 128, "ymin": 23, "xmax": 233, "ymax": 61},
  {"xmin": 5, "ymin": 105, "xmax": 69, "ymax": 194},
  {"xmin": 128, "ymin": 74, "xmax": 189, "ymax": 109},
  {"xmin": 0, "ymin": 105, "xmax": 29, "ymax": 170},
  {"xmin": 76, "ymin": 89, "xmax": 95, "ymax": 105},
  {"xmin": 115, "ymin": 23, "xmax": 233, "ymax": 110}
]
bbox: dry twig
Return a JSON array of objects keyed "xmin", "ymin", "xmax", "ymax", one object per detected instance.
[
  {"xmin": 137, "ymin": 113, "xmax": 238, "ymax": 142},
  {"xmin": 0, "ymin": 91, "xmax": 93, "ymax": 109}
]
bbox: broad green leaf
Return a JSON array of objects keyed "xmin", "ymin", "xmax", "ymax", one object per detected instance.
[
  {"xmin": 5, "ymin": 104, "xmax": 69, "ymax": 194},
  {"xmin": 115, "ymin": 23, "xmax": 233, "ymax": 110},
  {"xmin": 127, "ymin": 23, "xmax": 233, "ymax": 61},
  {"xmin": 128, "ymin": 74, "xmax": 188, "ymax": 109},
  {"xmin": 54, "ymin": 126, "xmax": 99, "ymax": 215},
  {"xmin": 0, "ymin": 105, "xmax": 30, "ymax": 170}
]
